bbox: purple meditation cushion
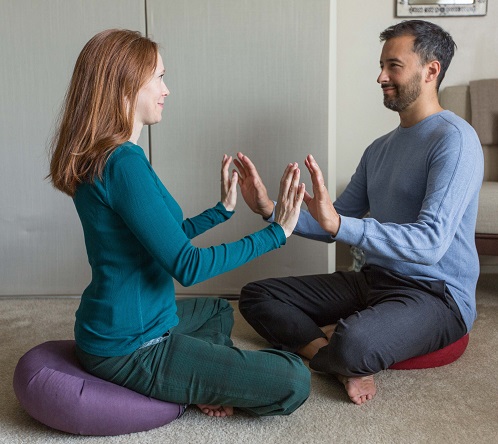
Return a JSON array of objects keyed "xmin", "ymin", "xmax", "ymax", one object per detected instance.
[
  {"xmin": 389, "ymin": 334, "xmax": 469, "ymax": 370},
  {"xmin": 13, "ymin": 340, "xmax": 184, "ymax": 436}
]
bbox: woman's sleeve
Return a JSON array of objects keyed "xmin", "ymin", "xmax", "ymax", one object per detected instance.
[
  {"xmin": 182, "ymin": 202, "xmax": 234, "ymax": 239},
  {"xmin": 107, "ymin": 153, "xmax": 286, "ymax": 286}
]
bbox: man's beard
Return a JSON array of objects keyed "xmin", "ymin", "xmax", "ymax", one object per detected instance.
[{"xmin": 382, "ymin": 71, "xmax": 422, "ymax": 112}]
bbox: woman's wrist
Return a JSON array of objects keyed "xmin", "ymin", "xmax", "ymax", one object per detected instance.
[
  {"xmin": 221, "ymin": 200, "xmax": 235, "ymax": 212},
  {"xmin": 222, "ymin": 201, "xmax": 235, "ymax": 212}
]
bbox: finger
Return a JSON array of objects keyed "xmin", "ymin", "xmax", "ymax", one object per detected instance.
[
  {"xmin": 290, "ymin": 180, "xmax": 305, "ymax": 205},
  {"xmin": 306, "ymin": 154, "xmax": 327, "ymax": 192},
  {"xmin": 296, "ymin": 182, "xmax": 306, "ymax": 205},
  {"xmin": 307, "ymin": 155, "xmax": 323, "ymax": 180},
  {"xmin": 221, "ymin": 154, "xmax": 230, "ymax": 172},
  {"xmin": 304, "ymin": 155, "xmax": 320, "ymax": 179},
  {"xmin": 277, "ymin": 163, "xmax": 293, "ymax": 203},
  {"xmin": 222, "ymin": 155, "xmax": 232, "ymax": 183},
  {"xmin": 287, "ymin": 167, "xmax": 301, "ymax": 201},
  {"xmin": 233, "ymin": 158, "xmax": 246, "ymax": 180},
  {"xmin": 278, "ymin": 163, "xmax": 292, "ymax": 189},
  {"xmin": 279, "ymin": 163, "xmax": 297, "ymax": 200},
  {"xmin": 282, "ymin": 162, "xmax": 297, "ymax": 184},
  {"xmin": 239, "ymin": 152, "xmax": 262, "ymax": 178},
  {"xmin": 230, "ymin": 170, "xmax": 238, "ymax": 189},
  {"xmin": 304, "ymin": 157, "xmax": 318, "ymax": 186}
]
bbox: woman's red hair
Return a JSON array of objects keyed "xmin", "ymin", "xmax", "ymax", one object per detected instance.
[{"xmin": 48, "ymin": 29, "xmax": 158, "ymax": 196}]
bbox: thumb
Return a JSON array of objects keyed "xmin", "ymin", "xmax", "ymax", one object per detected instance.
[{"xmin": 303, "ymin": 190, "xmax": 313, "ymax": 206}]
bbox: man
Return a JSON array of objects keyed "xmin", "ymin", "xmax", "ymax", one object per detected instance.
[{"xmin": 234, "ymin": 20, "xmax": 483, "ymax": 405}]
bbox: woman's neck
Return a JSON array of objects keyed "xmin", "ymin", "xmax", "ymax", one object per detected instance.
[{"xmin": 129, "ymin": 121, "xmax": 143, "ymax": 144}]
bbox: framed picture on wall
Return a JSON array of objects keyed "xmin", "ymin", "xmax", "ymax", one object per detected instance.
[{"xmin": 396, "ymin": 0, "xmax": 487, "ymax": 17}]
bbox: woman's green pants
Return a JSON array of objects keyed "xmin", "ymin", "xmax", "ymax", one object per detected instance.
[{"xmin": 76, "ymin": 297, "xmax": 310, "ymax": 416}]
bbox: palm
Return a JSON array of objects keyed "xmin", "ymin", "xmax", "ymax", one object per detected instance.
[
  {"xmin": 308, "ymin": 193, "xmax": 335, "ymax": 229},
  {"xmin": 240, "ymin": 176, "xmax": 268, "ymax": 212},
  {"xmin": 304, "ymin": 194, "xmax": 319, "ymax": 221}
]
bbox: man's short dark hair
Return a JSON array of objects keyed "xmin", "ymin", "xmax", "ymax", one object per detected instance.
[{"xmin": 380, "ymin": 20, "xmax": 456, "ymax": 91}]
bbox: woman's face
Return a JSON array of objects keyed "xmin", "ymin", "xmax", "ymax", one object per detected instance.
[{"xmin": 135, "ymin": 54, "xmax": 169, "ymax": 127}]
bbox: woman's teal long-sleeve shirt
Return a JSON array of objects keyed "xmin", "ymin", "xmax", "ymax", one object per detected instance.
[{"xmin": 73, "ymin": 142, "xmax": 286, "ymax": 357}]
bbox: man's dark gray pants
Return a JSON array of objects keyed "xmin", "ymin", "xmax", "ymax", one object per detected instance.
[{"xmin": 239, "ymin": 265, "xmax": 467, "ymax": 376}]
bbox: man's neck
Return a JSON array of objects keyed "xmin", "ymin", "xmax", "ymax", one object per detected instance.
[{"xmin": 398, "ymin": 95, "xmax": 443, "ymax": 128}]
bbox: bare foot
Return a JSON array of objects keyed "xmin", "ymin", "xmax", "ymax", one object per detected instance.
[
  {"xmin": 196, "ymin": 404, "xmax": 234, "ymax": 417},
  {"xmin": 336, "ymin": 374, "xmax": 376, "ymax": 405}
]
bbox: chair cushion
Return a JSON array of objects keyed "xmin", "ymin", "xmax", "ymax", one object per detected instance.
[
  {"xmin": 389, "ymin": 334, "xmax": 469, "ymax": 370},
  {"xmin": 469, "ymin": 79, "xmax": 498, "ymax": 145},
  {"xmin": 13, "ymin": 340, "xmax": 184, "ymax": 436},
  {"xmin": 477, "ymin": 182, "xmax": 498, "ymax": 234}
]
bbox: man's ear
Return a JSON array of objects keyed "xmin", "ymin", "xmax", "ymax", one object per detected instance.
[{"xmin": 425, "ymin": 60, "xmax": 441, "ymax": 84}]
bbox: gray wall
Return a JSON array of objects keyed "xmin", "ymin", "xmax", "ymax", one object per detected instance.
[
  {"xmin": 148, "ymin": 0, "xmax": 332, "ymax": 294},
  {"xmin": 0, "ymin": 0, "xmax": 334, "ymax": 296},
  {"xmin": 334, "ymin": 0, "xmax": 498, "ymax": 271},
  {"xmin": 4, "ymin": 1, "xmax": 493, "ymax": 297},
  {"xmin": 0, "ymin": 0, "xmax": 147, "ymax": 295}
]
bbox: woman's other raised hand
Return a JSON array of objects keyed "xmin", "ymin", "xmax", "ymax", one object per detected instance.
[
  {"xmin": 274, "ymin": 163, "xmax": 305, "ymax": 238},
  {"xmin": 220, "ymin": 154, "xmax": 238, "ymax": 212}
]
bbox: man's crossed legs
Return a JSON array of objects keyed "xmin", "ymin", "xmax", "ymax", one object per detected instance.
[{"xmin": 239, "ymin": 265, "xmax": 466, "ymax": 405}]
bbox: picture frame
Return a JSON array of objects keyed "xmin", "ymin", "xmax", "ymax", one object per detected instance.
[{"xmin": 396, "ymin": 0, "xmax": 487, "ymax": 17}]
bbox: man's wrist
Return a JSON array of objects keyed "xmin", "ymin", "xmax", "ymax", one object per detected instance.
[
  {"xmin": 330, "ymin": 214, "xmax": 341, "ymax": 237},
  {"xmin": 261, "ymin": 201, "xmax": 275, "ymax": 220}
]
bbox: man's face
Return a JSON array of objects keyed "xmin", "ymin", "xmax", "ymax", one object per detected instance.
[{"xmin": 377, "ymin": 35, "xmax": 424, "ymax": 112}]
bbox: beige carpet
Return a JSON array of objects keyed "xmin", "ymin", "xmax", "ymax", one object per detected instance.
[{"xmin": 1, "ymin": 274, "xmax": 497, "ymax": 444}]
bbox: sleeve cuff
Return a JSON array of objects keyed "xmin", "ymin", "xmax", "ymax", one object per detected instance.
[
  {"xmin": 214, "ymin": 201, "xmax": 235, "ymax": 220},
  {"xmin": 263, "ymin": 201, "xmax": 277, "ymax": 223},
  {"xmin": 268, "ymin": 221, "xmax": 287, "ymax": 245},
  {"xmin": 333, "ymin": 215, "xmax": 365, "ymax": 246}
]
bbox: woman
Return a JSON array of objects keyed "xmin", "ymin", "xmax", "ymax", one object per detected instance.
[{"xmin": 48, "ymin": 29, "xmax": 310, "ymax": 418}]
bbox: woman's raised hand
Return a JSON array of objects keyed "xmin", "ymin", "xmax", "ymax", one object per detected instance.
[
  {"xmin": 274, "ymin": 163, "xmax": 305, "ymax": 238},
  {"xmin": 220, "ymin": 154, "xmax": 238, "ymax": 212}
]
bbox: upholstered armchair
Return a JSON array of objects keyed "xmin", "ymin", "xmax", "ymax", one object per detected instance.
[{"xmin": 440, "ymin": 79, "xmax": 498, "ymax": 256}]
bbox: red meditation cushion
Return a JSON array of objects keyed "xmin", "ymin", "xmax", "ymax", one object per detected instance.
[{"xmin": 389, "ymin": 334, "xmax": 469, "ymax": 370}]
